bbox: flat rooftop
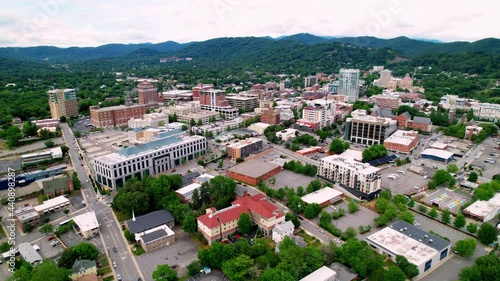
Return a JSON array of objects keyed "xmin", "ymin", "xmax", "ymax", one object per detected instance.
[
  {"xmin": 421, "ymin": 148, "xmax": 454, "ymax": 159},
  {"xmin": 72, "ymin": 211, "xmax": 99, "ymax": 233},
  {"xmin": 301, "ymin": 187, "xmax": 343, "ymax": 205},
  {"xmin": 227, "ymin": 138, "xmax": 262, "ymax": 149},
  {"xmin": 91, "ymin": 103, "xmax": 146, "ymax": 112},
  {"xmin": 463, "ymin": 193, "xmax": 500, "ymax": 218},
  {"xmin": 300, "ymin": 266, "xmax": 337, "ymax": 281},
  {"xmin": 34, "ymin": 196, "xmax": 70, "ymax": 212},
  {"xmin": 384, "ymin": 130, "xmax": 418, "ymax": 146},
  {"xmin": 228, "ymin": 159, "xmax": 280, "ymax": 178},
  {"xmin": 366, "ymin": 221, "xmax": 451, "ymax": 266}
]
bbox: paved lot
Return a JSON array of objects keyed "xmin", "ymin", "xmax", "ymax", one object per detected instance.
[
  {"xmin": 59, "ymin": 230, "xmax": 84, "ymax": 249},
  {"xmin": 0, "ymin": 137, "xmax": 64, "ymax": 158},
  {"xmin": 135, "ymin": 230, "xmax": 199, "ymax": 281},
  {"xmin": 187, "ymin": 269, "xmax": 230, "ymax": 281},
  {"xmin": 0, "ymin": 157, "xmax": 22, "ymax": 173},
  {"xmin": 34, "ymin": 234, "xmax": 64, "ymax": 259},
  {"xmin": 266, "ymin": 169, "xmax": 313, "ymax": 190},
  {"xmin": 380, "ymin": 164, "xmax": 432, "ymax": 195},
  {"xmin": 470, "ymin": 138, "xmax": 500, "ymax": 179},
  {"xmin": 424, "ymin": 188, "xmax": 470, "ymax": 214},
  {"xmin": 311, "ymin": 200, "xmax": 378, "ymax": 239}
]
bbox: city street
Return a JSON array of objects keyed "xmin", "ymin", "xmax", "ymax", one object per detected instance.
[{"xmin": 60, "ymin": 123, "xmax": 144, "ymax": 281}]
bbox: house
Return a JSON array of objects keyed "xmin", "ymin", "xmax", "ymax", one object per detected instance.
[
  {"xmin": 70, "ymin": 259, "xmax": 97, "ymax": 281},
  {"xmin": 40, "ymin": 176, "xmax": 74, "ymax": 198},
  {"xmin": 125, "ymin": 210, "xmax": 176, "ymax": 252},
  {"xmin": 272, "ymin": 221, "xmax": 294, "ymax": 244}
]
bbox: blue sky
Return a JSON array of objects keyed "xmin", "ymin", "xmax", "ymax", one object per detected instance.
[{"xmin": 1, "ymin": 0, "xmax": 498, "ymax": 47}]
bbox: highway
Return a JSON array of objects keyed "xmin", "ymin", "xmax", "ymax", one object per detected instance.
[{"xmin": 60, "ymin": 123, "xmax": 144, "ymax": 281}]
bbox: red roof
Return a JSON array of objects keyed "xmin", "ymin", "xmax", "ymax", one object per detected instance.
[{"xmin": 197, "ymin": 193, "xmax": 282, "ymax": 228}]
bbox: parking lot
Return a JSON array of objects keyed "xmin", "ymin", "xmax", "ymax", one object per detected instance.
[
  {"xmin": 34, "ymin": 234, "xmax": 64, "ymax": 259},
  {"xmin": 311, "ymin": 200, "xmax": 378, "ymax": 239},
  {"xmin": 424, "ymin": 188, "xmax": 470, "ymax": 214},
  {"xmin": 135, "ymin": 230, "xmax": 199, "ymax": 281},
  {"xmin": 265, "ymin": 169, "xmax": 313, "ymax": 190},
  {"xmin": 470, "ymin": 138, "xmax": 500, "ymax": 179},
  {"xmin": 187, "ymin": 269, "xmax": 230, "ymax": 281},
  {"xmin": 379, "ymin": 164, "xmax": 433, "ymax": 195}
]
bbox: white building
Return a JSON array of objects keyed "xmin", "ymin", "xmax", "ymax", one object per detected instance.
[
  {"xmin": 301, "ymin": 106, "xmax": 333, "ymax": 129},
  {"xmin": 34, "ymin": 195, "xmax": 70, "ymax": 214},
  {"xmin": 93, "ymin": 134, "xmax": 207, "ymax": 189},
  {"xmin": 247, "ymin": 122, "xmax": 270, "ymax": 135},
  {"xmin": 318, "ymin": 150, "xmax": 382, "ymax": 200},
  {"xmin": 463, "ymin": 193, "xmax": 500, "ymax": 222},
  {"xmin": 18, "ymin": 243, "xmax": 42, "ymax": 265},
  {"xmin": 72, "ymin": 211, "xmax": 99, "ymax": 238},
  {"xmin": 175, "ymin": 182, "xmax": 202, "ymax": 203},
  {"xmin": 339, "ymin": 69, "xmax": 360, "ymax": 102},
  {"xmin": 276, "ymin": 128, "xmax": 297, "ymax": 142},
  {"xmin": 272, "ymin": 221, "xmax": 295, "ymax": 244},
  {"xmin": 366, "ymin": 221, "xmax": 452, "ymax": 276},
  {"xmin": 127, "ymin": 112, "xmax": 169, "ymax": 128},
  {"xmin": 191, "ymin": 118, "xmax": 243, "ymax": 136},
  {"xmin": 21, "ymin": 147, "xmax": 63, "ymax": 166},
  {"xmin": 300, "ymin": 266, "xmax": 338, "ymax": 281},
  {"xmin": 301, "ymin": 187, "xmax": 344, "ymax": 206}
]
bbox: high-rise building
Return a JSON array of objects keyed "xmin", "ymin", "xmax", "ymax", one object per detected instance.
[
  {"xmin": 137, "ymin": 81, "xmax": 159, "ymax": 108},
  {"xmin": 192, "ymin": 83, "xmax": 213, "ymax": 102},
  {"xmin": 90, "ymin": 104, "xmax": 147, "ymax": 128},
  {"xmin": 260, "ymin": 108, "xmax": 280, "ymax": 125},
  {"xmin": 199, "ymin": 89, "xmax": 239, "ymax": 119},
  {"xmin": 226, "ymin": 95, "xmax": 259, "ymax": 112},
  {"xmin": 339, "ymin": 69, "xmax": 360, "ymax": 102},
  {"xmin": 304, "ymin": 76, "xmax": 317, "ymax": 88},
  {"xmin": 226, "ymin": 138, "xmax": 263, "ymax": 161},
  {"xmin": 279, "ymin": 79, "xmax": 292, "ymax": 90},
  {"xmin": 48, "ymin": 89, "xmax": 79, "ymax": 119},
  {"xmin": 378, "ymin": 69, "xmax": 393, "ymax": 88},
  {"xmin": 344, "ymin": 111, "xmax": 397, "ymax": 146}
]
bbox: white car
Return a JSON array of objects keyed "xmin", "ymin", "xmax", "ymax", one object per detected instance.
[
  {"xmin": 113, "ymin": 261, "xmax": 117, "ymax": 268},
  {"xmin": 117, "ymin": 274, "xmax": 122, "ymax": 281}
]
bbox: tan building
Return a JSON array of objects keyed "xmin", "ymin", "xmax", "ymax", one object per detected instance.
[
  {"xmin": 227, "ymin": 138, "xmax": 263, "ymax": 161},
  {"xmin": 383, "ymin": 130, "xmax": 419, "ymax": 154},
  {"xmin": 48, "ymin": 89, "xmax": 79, "ymax": 119},
  {"xmin": 345, "ymin": 112, "xmax": 397, "ymax": 146},
  {"xmin": 137, "ymin": 81, "xmax": 159, "ymax": 108},
  {"xmin": 72, "ymin": 211, "xmax": 99, "ymax": 239},
  {"xmin": 139, "ymin": 225, "xmax": 175, "ymax": 252},
  {"xmin": 14, "ymin": 205, "xmax": 41, "ymax": 231},
  {"xmin": 90, "ymin": 104, "xmax": 147, "ymax": 128},
  {"xmin": 226, "ymin": 95, "xmax": 259, "ymax": 112}
]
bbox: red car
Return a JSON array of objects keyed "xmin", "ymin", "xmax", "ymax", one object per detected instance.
[
  {"xmin": 48, "ymin": 236, "xmax": 56, "ymax": 241},
  {"xmin": 235, "ymin": 234, "xmax": 241, "ymax": 239}
]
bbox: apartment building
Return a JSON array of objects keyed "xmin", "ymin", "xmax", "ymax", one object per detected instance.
[
  {"xmin": 260, "ymin": 107, "xmax": 280, "ymax": 125},
  {"xmin": 137, "ymin": 81, "xmax": 159, "ymax": 108},
  {"xmin": 375, "ymin": 95, "xmax": 400, "ymax": 110},
  {"xmin": 304, "ymin": 76, "xmax": 318, "ymax": 88},
  {"xmin": 226, "ymin": 138, "xmax": 263, "ymax": 161},
  {"xmin": 280, "ymin": 79, "xmax": 292, "ymax": 90},
  {"xmin": 199, "ymin": 89, "xmax": 239, "ymax": 118},
  {"xmin": 93, "ymin": 134, "xmax": 206, "ymax": 189},
  {"xmin": 338, "ymin": 69, "xmax": 360, "ymax": 102},
  {"xmin": 318, "ymin": 149, "xmax": 382, "ymax": 200},
  {"xmin": 396, "ymin": 112, "xmax": 432, "ymax": 132},
  {"xmin": 298, "ymin": 106, "xmax": 331, "ymax": 129},
  {"xmin": 383, "ymin": 130, "xmax": 419, "ymax": 154},
  {"xmin": 48, "ymin": 89, "xmax": 79, "ymax": 119},
  {"xmin": 192, "ymin": 83, "xmax": 213, "ymax": 102},
  {"xmin": 90, "ymin": 104, "xmax": 147, "ymax": 128},
  {"xmin": 344, "ymin": 113, "xmax": 397, "ymax": 146},
  {"xmin": 197, "ymin": 193, "xmax": 285, "ymax": 245}
]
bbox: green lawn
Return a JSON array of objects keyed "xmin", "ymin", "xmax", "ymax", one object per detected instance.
[{"xmin": 297, "ymin": 229, "xmax": 321, "ymax": 248}]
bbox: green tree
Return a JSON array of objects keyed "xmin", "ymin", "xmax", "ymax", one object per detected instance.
[
  {"xmin": 39, "ymin": 223, "xmax": 53, "ymax": 234},
  {"xmin": 181, "ymin": 125, "xmax": 188, "ymax": 131},
  {"xmin": 304, "ymin": 203, "xmax": 322, "ymax": 219},
  {"xmin": 218, "ymin": 159, "xmax": 224, "ymax": 168},
  {"xmin": 59, "ymin": 116, "xmax": 67, "ymax": 123},
  {"xmin": 222, "ymin": 255, "xmax": 254, "ymax": 281},
  {"xmin": 428, "ymin": 207, "xmax": 438, "ymax": 218},
  {"xmin": 73, "ymin": 131, "xmax": 81, "ymax": 138},
  {"xmin": 152, "ymin": 264, "xmax": 178, "ymax": 281},
  {"xmin": 418, "ymin": 204, "xmax": 428, "ymax": 213},
  {"xmin": 182, "ymin": 214, "xmax": 197, "ymax": 234},
  {"xmin": 398, "ymin": 211, "xmax": 415, "ymax": 224},
  {"xmin": 44, "ymin": 140, "xmax": 55, "ymax": 148},
  {"xmin": 467, "ymin": 108, "xmax": 474, "ymax": 121},
  {"xmin": 454, "ymin": 214, "xmax": 466, "ymax": 228},
  {"xmin": 362, "ymin": 145, "xmax": 388, "ymax": 162},
  {"xmin": 441, "ymin": 209, "xmax": 451, "ymax": 224},
  {"xmin": 477, "ymin": 223, "xmax": 498, "ymax": 245},
  {"xmin": 190, "ymin": 118, "xmax": 196, "ymax": 127},
  {"xmin": 22, "ymin": 121, "xmax": 38, "ymax": 137},
  {"xmin": 6, "ymin": 126, "xmax": 22, "ymax": 148},
  {"xmin": 30, "ymin": 260, "xmax": 69, "ymax": 281},
  {"xmin": 433, "ymin": 170, "xmax": 453, "ymax": 186},
  {"xmin": 187, "ymin": 261, "xmax": 202, "ymax": 276},
  {"xmin": 447, "ymin": 164, "xmax": 459, "ymax": 173},
  {"xmin": 455, "ymin": 238, "xmax": 477, "ymax": 258},
  {"xmin": 197, "ymin": 119, "xmax": 203, "ymax": 126},
  {"xmin": 468, "ymin": 172, "xmax": 478, "ymax": 182},
  {"xmin": 238, "ymin": 213, "xmax": 252, "ymax": 235},
  {"xmin": 329, "ymin": 139, "xmax": 347, "ymax": 154},
  {"xmin": 467, "ymin": 223, "xmax": 478, "ymax": 234},
  {"xmin": 384, "ymin": 265, "xmax": 406, "ymax": 281},
  {"xmin": 396, "ymin": 255, "xmax": 419, "ymax": 279},
  {"xmin": 260, "ymin": 268, "xmax": 294, "ymax": 281},
  {"xmin": 348, "ymin": 200, "xmax": 359, "ymax": 213},
  {"xmin": 459, "ymin": 254, "xmax": 500, "ymax": 281},
  {"xmin": 285, "ymin": 212, "xmax": 300, "ymax": 228}
]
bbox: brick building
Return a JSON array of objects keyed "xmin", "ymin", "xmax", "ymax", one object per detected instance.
[
  {"xmin": 90, "ymin": 104, "xmax": 147, "ymax": 128},
  {"xmin": 226, "ymin": 138, "xmax": 263, "ymax": 161},
  {"xmin": 383, "ymin": 130, "xmax": 419, "ymax": 154},
  {"xmin": 396, "ymin": 112, "xmax": 432, "ymax": 132},
  {"xmin": 48, "ymin": 89, "xmax": 79, "ymax": 119},
  {"xmin": 226, "ymin": 159, "xmax": 282, "ymax": 186},
  {"xmin": 137, "ymin": 81, "xmax": 159, "ymax": 108},
  {"xmin": 192, "ymin": 83, "xmax": 214, "ymax": 102},
  {"xmin": 261, "ymin": 108, "xmax": 281, "ymax": 125}
]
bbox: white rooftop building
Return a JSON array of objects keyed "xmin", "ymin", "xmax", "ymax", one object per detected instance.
[
  {"xmin": 72, "ymin": 211, "xmax": 99, "ymax": 238},
  {"xmin": 463, "ymin": 193, "xmax": 500, "ymax": 222},
  {"xmin": 34, "ymin": 195, "xmax": 70, "ymax": 214},
  {"xmin": 366, "ymin": 221, "xmax": 452, "ymax": 276},
  {"xmin": 175, "ymin": 182, "xmax": 202, "ymax": 203},
  {"xmin": 272, "ymin": 221, "xmax": 295, "ymax": 244},
  {"xmin": 275, "ymin": 128, "xmax": 297, "ymax": 142},
  {"xmin": 21, "ymin": 147, "xmax": 63, "ymax": 166},
  {"xmin": 17, "ymin": 243, "xmax": 42, "ymax": 265},
  {"xmin": 300, "ymin": 265, "xmax": 338, "ymax": 281},
  {"xmin": 318, "ymin": 149, "xmax": 381, "ymax": 200},
  {"xmin": 127, "ymin": 112, "xmax": 169, "ymax": 129},
  {"xmin": 301, "ymin": 187, "xmax": 344, "ymax": 206},
  {"xmin": 420, "ymin": 148, "xmax": 454, "ymax": 163}
]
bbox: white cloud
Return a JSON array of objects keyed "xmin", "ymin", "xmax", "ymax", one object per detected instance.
[{"xmin": 1, "ymin": 0, "xmax": 499, "ymax": 47}]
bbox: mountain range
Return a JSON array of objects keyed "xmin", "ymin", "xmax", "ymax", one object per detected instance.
[{"xmin": 0, "ymin": 33, "xmax": 499, "ymax": 63}]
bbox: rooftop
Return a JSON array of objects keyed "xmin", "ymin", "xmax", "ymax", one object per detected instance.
[
  {"xmin": 321, "ymin": 150, "xmax": 380, "ymax": 175},
  {"xmin": 175, "ymin": 183, "xmax": 202, "ymax": 199},
  {"xmin": 463, "ymin": 193, "xmax": 500, "ymax": 219},
  {"xmin": 194, "ymin": 174, "xmax": 215, "ymax": 184},
  {"xmin": 420, "ymin": 148, "xmax": 454, "ymax": 160},
  {"xmin": 90, "ymin": 103, "xmax": 146, "ymax": 112},
  {"xmin": 140, "ymin": 228, "xmax": 168, "ymax": 243},
  {"xmin": 40, "ymin": 176, "xmax": 70, "ymax": 194},
  {"xmin": 300, "ymin": 266, "xmax": 337, "ymax": 281},
  {"xmin": 227, "ymin": 138, "xmax": 262, "ymax": 149},
  {"xmin": 125, "ymin": 210, "xmax": 174, "ymax": 234},
  {"xmin": 34, "ymin": 196, "xmax": 70, "ymax": 212},
  {"xmin": 72, "ymin": 259, "xmax": 97, "ymax": 274},
  {"xmin": 18, "ymin": 242, "xmax": 42, "ymax": 265},
  {"xmin": 14, "ymin": 205, "xmax": 39, "ymax": 222},
  {"xmin": 72, "ymin": 211, "xmax": 99, "ymax": 233},
  {"xmin": 273, "ymin": 221, "xmax": 294, "ymax": 236},
  {"xmin": 384, "ymin": 130, "xmax": 419, "ymax": 146},
  {"xmin": 227, "ymin": 159, "xmax": 281, "ymax": 179},
  {"xmin": 301, "ymin": 187, "xmax": 343, "ymax": 205},
  {"xmin": 366, "ymin": 221, "xmax": 451, "ymax": 266},
  {"xmin": 413, "ymin": 116, "xmax": 431, "ymax": 125}
]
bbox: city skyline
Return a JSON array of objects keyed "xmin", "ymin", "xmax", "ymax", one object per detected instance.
[{"xmin": 1, "ymin": 0, "xmax": 499, "ymax": 47}]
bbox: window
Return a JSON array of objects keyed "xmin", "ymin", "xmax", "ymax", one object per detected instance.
[
  {"xmin": 424, "ymin": 260, "xmax": 432, "ymax": 271},
  {"xmin": 440, "ymin": 248, "xmax": 448, "ymax": 260}
]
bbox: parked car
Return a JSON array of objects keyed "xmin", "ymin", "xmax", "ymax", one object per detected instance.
[
  {"xmin": 48, "ymin": 236, "xmax": 56, "ymax": 241},
  {"xmin": 297, "ymin": 216, "xmax": 304, "ymax": 220},
  {"xmin": 113, "ymin": 261, "xmax": 117, "ymax": 268},
  {"xmin": 117, "ymin": 274, "xmax": 122, "ymax": 281},
  {"xmin": 112, "ymin": 247, "xmax": 118, "ymax": 253}
]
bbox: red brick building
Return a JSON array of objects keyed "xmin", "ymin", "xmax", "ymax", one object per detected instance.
[
  {"xmin": 383, "ymin": 130, "xmax": 419, "ymax": 154},
  {"xmin": 192, "ymin": 83, "xmax": 213, "ymax": 102},
  {"xmin": 261, "ymin": 108, "xmax": 280, "ymax": 125},
  {"xmin": 396, "ymin": 112, "xmax": 432, "ymax": 132},
  {"xmin": 199, "ymin": 89, "xmax": 229, "ymax": 107},
  {"xmin": 226, "ymin": 159, "xmax": 282, "ymax": 186},
  {"xmin": 90, "ymin": 104, "xmax": 147, "ymax": 128},
  {"xmin": 137, "ymin": 81, "xmax": 159, "ymax": 108}
]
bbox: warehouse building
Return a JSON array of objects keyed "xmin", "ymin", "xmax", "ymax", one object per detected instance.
[
  {"xmin": 300, "ymin": 266, "xmax": 338, "ymax": 281},
  {"xmin": 383, "ymin": 130, "xmax": 419, "ymax": 154},
  {"xmin": 34, "ymin": 195, "xmax": 71, "ymax": 214},
  {"xmin": 420, "ymin": 148, "xmax": 454, "ymax": 163},
  {"xmin": 463, "ymin": 193, "xmax": 500, "ymax": 222},
  {"xmin": 301, "ymin": 187, "xmax": 344, "ymax": 206},
  {"xmin": 365, "ymin": 221, "xmax": 451, "ymax": 276},
  {"xmin": 226, "ymin": 159, "xmax": 282, "ymax": 186}
]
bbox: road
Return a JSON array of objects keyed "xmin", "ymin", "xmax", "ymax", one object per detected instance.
[
  {"xmin": 272, "ymin": 144, "xmax": 319, "ymax": 166},
  {"xmin": 60, "ymin": 123, "xmax": 144, "ymax": 281}
]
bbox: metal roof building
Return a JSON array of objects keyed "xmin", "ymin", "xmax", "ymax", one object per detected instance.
[{"xmin": 18, "ymin": 242, "xmax": 42, "ymax": 265}]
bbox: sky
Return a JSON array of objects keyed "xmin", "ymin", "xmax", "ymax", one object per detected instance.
[{"xmin": 0, "ymin": 0, "xmax": 498, "ymax": 47}]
